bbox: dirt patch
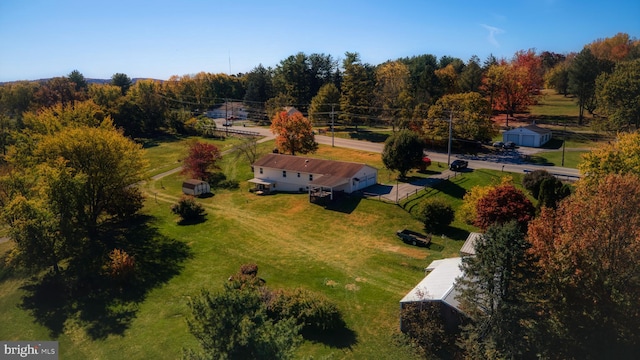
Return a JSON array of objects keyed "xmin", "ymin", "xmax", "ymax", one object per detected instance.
[
  {"xmin": 345, "ymin": 283, "xmax": 359, "ymax": 291},
  {"xmin": 325, "ymin": 279, "xmax": 338, "ymax": 287},
  {"xmin": 355, "ymin": 277, "xmax": 367, "ymax": 282}
]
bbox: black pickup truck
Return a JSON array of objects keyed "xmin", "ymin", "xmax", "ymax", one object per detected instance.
[{"xmin": 396, "ymin": 229, "xmax": 431, "ymax": 247}]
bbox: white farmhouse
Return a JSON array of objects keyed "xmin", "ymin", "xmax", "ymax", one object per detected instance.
[
  {"xmin": 502, "ymin": 124, "xmax": 552, "ymax": 147},
  {"xmin": 249, "ymin": 153, "xmax": 378, "ymax": 201}
]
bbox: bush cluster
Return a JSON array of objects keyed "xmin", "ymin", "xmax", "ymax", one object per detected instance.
[
  {"xmin": 419, "ymin": 198, "xmax": 455, "ymax": 233},
  {"xmin": 171, "ymin": 195, "xmax": 206, "ymax": 222},
  {"xmin": 266, "ymin": 288, "xmax": 345, "ymax": 332}
]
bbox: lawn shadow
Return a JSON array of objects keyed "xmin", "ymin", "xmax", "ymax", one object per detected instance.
[
  {"xmin": 348, "ymin": 130, "xmax": 389, "ymax": 143},
  {"xmin": 301, "ymin": 324, "xmax": 358, "ymax": 349},
  {"xmin": 432, "ymin": 178, "xmax": 468, "ymax": 200},
  {"xmin": 324, "ymin": 196, "xmax": 361, "ymax": 214},
  {"xmin": 177, "ymin": 215, "xmax": 208, "ymax": 226},
  {"xmin": 19, "ymin": 215, "xmax": 192, "ymax": 339}
]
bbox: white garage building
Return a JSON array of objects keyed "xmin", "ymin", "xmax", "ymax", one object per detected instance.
[{"xmin": 502, "ymin": 124, "xmax": 552, "ymax": 148}]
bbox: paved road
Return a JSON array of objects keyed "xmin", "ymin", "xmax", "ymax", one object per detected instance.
[{"xmin": 204, "ymin": 121, "xmax": 582, "ymax": 201}]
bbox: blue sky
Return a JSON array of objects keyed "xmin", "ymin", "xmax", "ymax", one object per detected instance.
[{"xmin": 1, "ymin": 0, "xmax": 638, "ymax": 82}]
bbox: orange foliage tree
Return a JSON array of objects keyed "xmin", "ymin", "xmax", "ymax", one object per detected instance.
[
  {"xmin": 270, "ymin": 111, "xmax": 318, "ymax": 155},
  {"xmin": 527, "ymin": 174, "xmax": 640, "ymax": 358},
  {"xmin": 482, "ymin": 50, "xmax": 543, "ymax": 125},
  {"xmin": 475, "ymin": 184, "xmax": 534, "ymax": 230}
]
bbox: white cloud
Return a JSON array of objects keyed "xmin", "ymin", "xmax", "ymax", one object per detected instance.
[{"xmin": 481, "ymin": 24, "xmax": 505, "ymax": 47}]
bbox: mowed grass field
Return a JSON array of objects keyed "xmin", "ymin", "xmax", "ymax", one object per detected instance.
[{"xmin": 0, "ymin": 135, "xmax": 524, "ymax": 359}]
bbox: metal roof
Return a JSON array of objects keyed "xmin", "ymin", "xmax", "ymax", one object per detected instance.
[
  {"xmin": 400, "ymin": 257, "xmax": 463, "ymax": 311},
  {"xmin": 460, "ymin": 232, "xmax": 483, "ymax": 256}
]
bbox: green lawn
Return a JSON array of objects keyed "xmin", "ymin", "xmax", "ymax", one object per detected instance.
[{"xmin": 0, "ymin": 137, "xmax": 532, "ymax": 359}]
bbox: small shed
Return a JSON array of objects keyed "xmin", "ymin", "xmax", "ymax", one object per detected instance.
[
  {"xmin": 460, "ymin": 232, "xmax": 483, "ymax": 257},
  {"xmin": 503, "ymin": 124, "xmax": 552, "ymax": 148},
  {"xmin": 182, "ymin": 179, "xmax": 211, "ymax": 196}
]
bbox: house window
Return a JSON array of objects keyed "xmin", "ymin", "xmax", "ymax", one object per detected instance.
[
  {"xmin": 309, "ymin": 174, "xmax": 313, "ymax": 181},
  {"xmin": 259, "ymin": 167, "xmax": 263, "ymax": 174},
  {"xmin": 297, "ymin": 172, "xmax": 301, "ymax": 178},
  {"xmin": 282, "ymin": 171, "xmax": 287, "ymax": 178}
]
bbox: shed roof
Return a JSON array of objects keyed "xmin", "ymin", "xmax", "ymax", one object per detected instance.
[
  {"xmin": 460, "ymin": 232, "xmax": 483, "ymax": 256},
  {"xmin": 182, "ymin": 179, "xmax": 207, "ymax": 189},
  {"xmin": 253, "ymin": 153, "xmax": 374, "ymax": 183},
  {"xmin": 400, "ymin": 257, "xmax": 463, "ymax": 310}
]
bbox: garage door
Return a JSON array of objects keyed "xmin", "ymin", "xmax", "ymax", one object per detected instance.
[
  {"xmin": 505, "ymin": 134, "xmax": 519, "ymax": 143},
  {"xmin": 366, "ymin": 174, "xmax": 376, "ymax": 187},
  {"xmin": 521, "ymin": 135, "xmax": 535, "ymax": 147}
]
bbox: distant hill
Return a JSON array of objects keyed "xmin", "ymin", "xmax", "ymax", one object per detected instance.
[{"xmin": 0, "ymin": 78, "xmax": 163, "ymax": 85}]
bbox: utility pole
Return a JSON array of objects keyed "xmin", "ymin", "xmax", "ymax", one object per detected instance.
[
  {"xmin": 447, "ymin": 109, "xmax": 453, "ymax": 166},
  {"xmin": 331, "ymin": 103, "xmax": 335, "ymax": 147}
]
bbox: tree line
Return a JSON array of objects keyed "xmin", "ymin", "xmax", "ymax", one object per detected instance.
[{"xmin": 1, "ymin": 33, "xmax": 638, "ymax": 150}]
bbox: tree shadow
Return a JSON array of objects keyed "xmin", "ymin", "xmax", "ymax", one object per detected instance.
[
  {"xmin": 348, "ymin": 130, "xmax": 389, "ymax": 143},
  {"xmin": 432, "ymin": 178, "xmax": 468, "ymax": 200},
  {"xmin": 300, "ymin": 325, "xmax": 358, "ymax": 349},
  {"xmin": 177, "ymin": 215, "xmax": 208, "ymax": 226},
  {"xmin": 19, "ymin": 215, "xmax": 192, "ymax": 339}
]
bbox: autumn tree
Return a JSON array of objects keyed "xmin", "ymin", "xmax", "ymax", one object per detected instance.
[
  {"xmin": 528, "ymin": 174, "xmax": 640, "ymax": 358},
  {"xmin": 587, "ymin": 32, "xmax": 639, "ymax": 62},
  {"xmin": 382, "ymin": 129, "xmax": 425, "ymax": 178},
  {"xmin": 457, "ymin": 176, "xmax": 512, "ymax": 225},
  {"xmin": 475, "ymin": 183, "xmax": 534, "ymax": 230},
  {"xmin": 457, "ymin": 221, "xmax": 539, "ymax": 358},
  {"xmin": 578, "ymin": 131, "xmax": 640, "ymax": 182},
  {"xmin": 126, "ymin": 79, "xmax": 167, "ymax": 132},
  {"xmin": 270, "ymin": 111, "xmax": 318, "ymax": 155},
  {"xmin": 308, "ymin": 83, "xmax": 340, "ymax": 126},
  {"xmin": 425, "ymin": 92, "xmax": 496, "ymax": 142},
  {"xmin": 375, "ymin": 61, "xmax": 413, "ymax": 131},
  {"xmin": 545, "ymin": 61, "xmax": 570, "ymax": 95},
  {"xmin": 34, "ymin": 77, "xmax": 77, "ymax": 109},
  {"xmin": 595, "ymin": 58, "xmax": 640, "ymax": 131},
  {"xmin": 182, "ymin": 141, "xmax": 221, "ymax": 180}
]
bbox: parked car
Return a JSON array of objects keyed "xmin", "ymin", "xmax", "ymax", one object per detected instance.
[
  {"xmin": 493, "ymin": 141, "xmax": 504, "ymax": 148},
  {"xmin": 449, "ymin": 159, "xmax": 469, "ymax": 171},
  {"xmin": 503, "ymin": 141, "xmax": 516, "ymax": 149}
]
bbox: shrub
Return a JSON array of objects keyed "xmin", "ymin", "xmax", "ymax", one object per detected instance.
[
  {"xmin": 171, "ymin": 195, "xmax": 206, "ymax": 222},
  {"xmin": 105, "ymin": 248, "xmax": 135, "ymax": 282},
  {"xmin": 419, "ymin": 198, "xmax": 455, "ymax": 233},
  {"xmin": 400, "ymin": 302, "xmax": 448, "ymax": 357},
  {"xmin": 522, "ymin": 170, "xmax": 554, "ymax": 199},
  {"xmin": 266, "ymin": 288, "xmax": 345, "ymax": 332}
]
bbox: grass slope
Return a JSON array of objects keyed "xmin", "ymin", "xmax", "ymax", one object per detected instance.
[{"xmin": 0, "ymin": 138, "xmax": 529, "ymax": 359}]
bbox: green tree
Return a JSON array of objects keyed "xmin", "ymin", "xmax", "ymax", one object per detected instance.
[
  {"xmin": 382, "ymin": 129, "xmax": 425, "ymax": 178},
  {"xmin": 459, "ymin": 55, "xmax": 484, "ymax": 93},
  {"xmin": 2, "ymin": 195, "xmax": 66, "ymax": 274},
  {"xmin": 184, "ymin": 284, "xmax": 302, "ymax": 360},
  {"xmin": 33, "ymin": 125, "xmax": 148, "ymax": 237},
  {"xmin": 243, "ymin": 65, "xmax": 274, "ymax": 121},
  {"xmin": 171, "ymin": 196, "xmax": 206, "ymax": 223},
  {"xmin": 264, "ymin": 93, "xmax": 295, "ymax": 122},
  {"xmin": 595, "ymin": 58, "xmax": 640, "ymax": 131},
  {"xmin": 545, "ymin": 61, "xmax": 570, "ymax": 95},
  {"xmin": 419, "ymin": 198, "xmax": 454, "ymax": 233},
  {"xmin": 426, "ymin": 92, "xmax": 496, "ymax": 142},
  {"xmin": 340, "ymin": 52, "xmax": 374, "ymax": 130},
  {"xmin": 270, "ymin": 111, "xmax": 318, "ymax": 156},
  {"xmin": 111, "ymin": 73, "xmax": 132, "ymax": 95},
  {"xmin": 457, "ymin": 221, "xmax": 538, "ymax": 359},
  {"xmin": 126, "ymin": 79, "xmax": 167, "ymax": 132},
  {"xmin": 67, "ymin": 69, "xmax": 88, "ymax": 94},
  {"xmin": 536, "ymin": 177, "xmax": 572, "ymax": 211},
  {"xmin": 522, "ymin": 169, "xmax": 555, "ymax": 199},
  {"xmin": 308, "ymin": 83, "xmax": 340, "ymax": 126},
  {"xmin": 568, "ymin": 48, "xmax": 608, "ymax": 124}
]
